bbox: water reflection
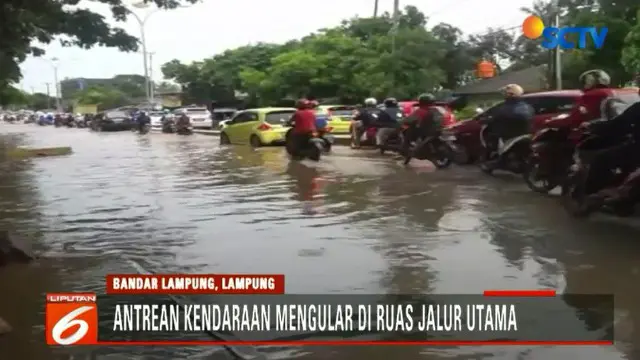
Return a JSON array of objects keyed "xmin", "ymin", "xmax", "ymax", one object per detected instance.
[{"xmin": 286, "ymin": 162, "xmax": 323, "ymax": 215}]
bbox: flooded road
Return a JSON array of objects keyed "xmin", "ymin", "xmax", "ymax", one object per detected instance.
[{"xmin": 1, "ymin": 124, "xmax": 639, "ymax": 359}]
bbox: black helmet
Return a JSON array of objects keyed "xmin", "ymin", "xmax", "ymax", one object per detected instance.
[
  {"xmin": 383, "ymin": 97, "xmax": 398, "ymax": 107},
  {"xmin": 418, "ymin": 93, "xmax": 435, "ymax": 105}
]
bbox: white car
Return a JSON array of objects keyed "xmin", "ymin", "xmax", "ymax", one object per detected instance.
[
  {"xmin": 178, "ymin": 107, "xmax": 211, "ymax": 129},
  {"xmin": 148, "ymin": 111, "xmax": 166, "ymax": 130}
]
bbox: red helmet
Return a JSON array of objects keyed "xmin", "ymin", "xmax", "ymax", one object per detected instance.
[{"xmin": 296, "ymin": 98, "xmax": 310, "ymax": 109}]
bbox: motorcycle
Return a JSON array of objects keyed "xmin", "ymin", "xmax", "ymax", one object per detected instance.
[
  {"xmin": 523, "ymin": 126, "xmax": 575, "ymax": 193},
  {"xmin": 138, "ymin": 123, "xmax": 151, "ymax": 134},
  {"xmin": 284, "ymin": 118, "xmax": 333, "ymax": 154},
  {"xmin": 378, "ymin": 125, "xmax": 406, "ymax": 155},
  {"xmin": 285, "ymin": 131, "xmax": 327, "ymax": 161},
  {"xmin": 176, "ymin": 116, "xmax": 194, "ymax": 135},
  {"xmin": 284, "ymin": 118, "xmax": 330, "ymax": 161},
  {"xmin": 561, "ymin": 131, "xmax": 639, "ymax": 217},
  {"xmin": 176, "ymin": 126, "xmax": 193, "ymax": 135},
  {"xmin": 162, "ymin": 118, "xmax": 176, "ymax": 133},
  {"xmin": 403, "ymin": 128, "xmax": 454, "ymax": 168},
  {"xmin": 478, "ymin": 125, "xmax": 532, "ymax": 175}
]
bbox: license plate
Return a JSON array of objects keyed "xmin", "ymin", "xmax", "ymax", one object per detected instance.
[{"xmin": 193, "ymin": 118, "xmax": 204, "ymax": 121}]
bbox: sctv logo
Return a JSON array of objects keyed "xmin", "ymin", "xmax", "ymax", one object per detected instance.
[{"xmin": 522, "ymin": 15, "xmax": 608, "ymax": 49}]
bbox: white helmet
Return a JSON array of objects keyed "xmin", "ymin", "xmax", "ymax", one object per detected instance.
[
  {"xmin": 579, "ymin": 69, "xmax": 611, "ymax": 89},
  {"xmin": 364, "ymin": 97, "xmax": 377, "ymax": 106},
  {"xmin": 501, "ymin": 84, "xmax": 524, "ymax": 97}
]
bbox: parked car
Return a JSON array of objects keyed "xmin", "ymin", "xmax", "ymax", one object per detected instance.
[
  {"xmin": 149, "ymin": 110, "xmax": 167, "ymax": 131},
  {"xmin": 315, "ymin": 105, "xmax": 356, "ymax": 134},
  {"xmin": 211, "ymin": 108, "xmax": 237, "ymax": 129},
  {"xmin": 99, "ymin": 110, "xmax": 135, "ymax": 131},
  {"xmin": 175, "ymin": 106, "xmax": 212, "ymax": 129},
  {"xmin": 444, "ymin": 90, "xmax": 582, "ymax": 164},
  {"xmin": 219, "ymin": 107, "xmax": 296, "ymax": 147}
]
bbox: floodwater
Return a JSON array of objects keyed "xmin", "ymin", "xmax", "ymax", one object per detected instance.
[{"xmin": 0, "ymin": 124, "xmax": 639, "ymax": 360}]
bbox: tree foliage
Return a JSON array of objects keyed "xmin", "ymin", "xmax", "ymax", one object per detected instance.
[{"xmin": 160, "ymin": 2, "xmax": 640, "ymax": 106}]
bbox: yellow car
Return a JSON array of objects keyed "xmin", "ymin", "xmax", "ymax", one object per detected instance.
[
  {"xmin": 219, "ymin": 107, "xmax": 296, "ymax": 147},
  {"xmin": 316, "ymin": 105, "xmax": 356, "ymax": 134}
]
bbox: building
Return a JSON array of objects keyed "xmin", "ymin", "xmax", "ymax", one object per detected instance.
[{"xmin": 453, "ymin": 65, "xmax": 549, "ymax": 97}]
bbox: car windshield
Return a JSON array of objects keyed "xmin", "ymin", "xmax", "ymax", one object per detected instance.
[
  {"xmin": 604, "ymin": 92, "xmax": 640, "ymax": 119},
  {"xmin": 213, "ymin": 112, "xmax": 235, "ymax": 121},
  {"xmin": 527, "ymin": 96, "xmax": 577, "ymax": 115},
  {"xmin": 612, "ymin": 92, "xmax": 640, "ymax": 105},
  {"xmin": 327, "ymin": 107, "xmax": 355, "ymax": 116},
  {"xmin": 186, "ymin": 108, "xmax": 208, "ymax": 114},
  {"xmin": 264, "ymin": 111, "xmax": 295, "ymax": 124}
]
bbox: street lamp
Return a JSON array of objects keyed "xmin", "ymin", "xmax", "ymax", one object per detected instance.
[
  {"xmin": 49, "ymin": 57, "xmax": 62, "ymax": 111},
  {"xmin": 126, "ymin": 2, "xmax": 162, "ymax": 104}
]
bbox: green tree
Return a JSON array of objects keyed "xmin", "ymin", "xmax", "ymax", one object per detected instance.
[
  {"xmin": 0, "ymin": 86, "xmax": 29, "ymax": 106},
  {"xmin": 74, "ymin": 86, "xmax": 128, "ymax": 110},
  {"xmin": 621, "ymin": 10, "xmax": 640, "ymax": 75}
]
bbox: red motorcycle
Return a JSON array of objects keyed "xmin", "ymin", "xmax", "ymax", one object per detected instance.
[{"xmin": 524, "ymin": 91, "xmax": 640, "ymax": 194}]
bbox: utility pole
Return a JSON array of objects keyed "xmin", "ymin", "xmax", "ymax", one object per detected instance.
[
  {"xmin": 390, "ymin": 0, "xmax": 400, "ymax": 94},
  {"xmin": 148, "ymin": 52, "xmax": 155, "ymax": 103},
  {"xmin": 54, "ymin": 66, "xmax": 61, "ymax": 111},
  {"xmin": 49, "ymin": 57, "xmax": 62, "ymax": 111},
  {"xmin": 373, "ymin": 0, "xmax": 379, "ymax": 17},
  {"xmin": 553, "ymin": 0, "xmax": 562, "ymax": 89},
  {"xmin": 44, "ymin": 83, "xmax": 51, "ymax": 109}
]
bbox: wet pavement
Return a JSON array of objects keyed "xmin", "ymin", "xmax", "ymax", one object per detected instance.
[{"xmin": 0, "ymin": 124, "xmax": 639, "ymax": 359}]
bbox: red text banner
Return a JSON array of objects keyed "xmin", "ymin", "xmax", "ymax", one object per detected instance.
[{"xmin": 105, "ymin": 274, "xmax": 285, "ymax": 294}]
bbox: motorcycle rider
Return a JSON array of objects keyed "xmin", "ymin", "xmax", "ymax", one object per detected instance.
[
  {"xmin": 480, "ymin": 84, "xmax": 533, "ymax": 162},
  {"xmin": 289, "ymin": 98, "xmax": 317, "ymax": 153},
  {"xmin": 580, "ymin": 76, "xmax": 640, "ymax": 204},
  {"xmin": 136, "ymin": 110, "xmax": 150, "ymax": 132},
  {"xmin": 567, "ymin": 69, "xmax": 614, "ymax": 127},
  {"xmin": 375, "ymin": 97, "xmax": 403, "ymax": 148},
  {"xmin": 309, "ymin": 100, "xmax": 328, "ymax": 131},
  {"xmin": 176, "ymin": 110, "xmax": 191, "ymax": 133},
  {"xmin": 351, "ymin": 97, "xmax": 380, "ymax": 148},
  {"xmin": 401, "ymin": 93, "xmax": 449, "ymax": 164}
]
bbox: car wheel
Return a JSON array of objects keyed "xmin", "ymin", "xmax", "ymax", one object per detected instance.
[
  {"xmin": 220, "ymin": 132, "xmax": 231, "ymax": 145},
  {"xmin": 250, "ymin": 134, "xmax": 262, "ymax": 148}
]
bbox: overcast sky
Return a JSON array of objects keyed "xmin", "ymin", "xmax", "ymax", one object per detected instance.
[{"xmin": 18, "ymin": 0, "xmax": 534, "ymax": 94}]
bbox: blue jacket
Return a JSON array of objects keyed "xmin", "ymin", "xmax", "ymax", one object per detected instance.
[{"xmin": 315, "ymin": 113, "xmax": 329, "ymax": 130}]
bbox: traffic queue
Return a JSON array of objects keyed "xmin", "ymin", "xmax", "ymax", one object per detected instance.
[
  {"xmin": 241, "ymin": 69, "xmax": 640, "ymax": 220},
  {"xmin": 11, "ymin": 69, "xmax": 640, "ymax": 219}
]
